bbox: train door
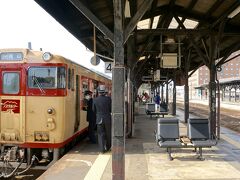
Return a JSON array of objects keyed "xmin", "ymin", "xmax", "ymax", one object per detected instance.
[
  {"xmin": 74, "ymin": 75, "xmax": 80, "ymax": 132},
  {"xmin": 81, "ymin": 78, "xmax": 89, "ymax": 109},
  {"xmin": 80, "ymin": 77, "xmax": 89, "ymax": 128},
  {"xmin": 93, "ymin": 80, "xmax": 98, "ymax": 98},
  {"xmin": 0, "ymin": 68, "xmax": 26, "ymax": 143}
]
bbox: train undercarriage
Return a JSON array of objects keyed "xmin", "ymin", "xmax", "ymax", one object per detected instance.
[
  {"xmin": 0, "ymin": 132, "xmax": 86, "ymax": 178},
  {"xmin": 0, "ymin": 145, "xmax": 60, "ymax": 178}
]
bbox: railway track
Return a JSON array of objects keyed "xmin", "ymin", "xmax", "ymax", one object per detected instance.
[{"xmin": 176, "ymin": 101, "xmax": 240, "ymax": 134}]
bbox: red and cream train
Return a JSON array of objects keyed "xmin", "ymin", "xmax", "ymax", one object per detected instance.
[{"xmin": 0, "ymin": 48, "xmax": 111, "ymax": 168}]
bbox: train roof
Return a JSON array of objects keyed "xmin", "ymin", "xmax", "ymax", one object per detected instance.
[{"xmin": 0, "ymin": 48, "xmax": 112, "ymax": 81}]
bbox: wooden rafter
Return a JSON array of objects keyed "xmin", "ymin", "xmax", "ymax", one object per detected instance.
[
  {"xmin": 211, "ymin": 1, "xmax": 240, "ymax": 28},
  {"xmin": 69, "ymin": 0, "xmax": 114, "ymax": 43},
  {"xmin": 149, "ymin": 0, "xmax": 158, "ymax": 29},
  {"xmin": 216, "ymin": 42, "xmax": 240, "ymax": 66},
  {"xmin": 174, "ymin": 15, "xmax": 209, "ymax": 67},
  {"xmin": 136, "ymin": 28, "xmax": 210, "ymax": 35},
  {"xmin": 176, "ymin": 0, "xmax": 198, "ymax": 29},
  {"xmin": 124, "ymin": 0, "xmax": 154, "ymax": 44}
]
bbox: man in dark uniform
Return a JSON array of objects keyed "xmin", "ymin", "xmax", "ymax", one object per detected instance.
[
  {"xmin": 92, "ymin": 85, "xmax": 112, "ymax": 153},
  {"xmin": 85, "ymin": 90, "xmax": 96, "ymax": 143}
]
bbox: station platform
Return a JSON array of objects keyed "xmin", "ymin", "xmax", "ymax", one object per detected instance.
[{"xmin": 38, "ymin": 105, "xmax": 240, "ymax": 180}]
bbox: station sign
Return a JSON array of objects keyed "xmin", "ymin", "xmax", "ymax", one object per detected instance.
[{"xmin": 105, "ymin": 62, "xmax": 113, "ymax": 73}]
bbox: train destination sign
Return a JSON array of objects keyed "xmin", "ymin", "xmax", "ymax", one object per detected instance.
[{"xmin": 0, "ymin": 52, "xmax": 23, "ymax": 61}]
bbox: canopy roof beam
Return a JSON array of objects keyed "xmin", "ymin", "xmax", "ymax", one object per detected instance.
[
  {"xmin": 124, "ymin": 0, "xmax": 154, "ymax": 44},
  {"xmin": 69, "ymin": 0, "xmax": 114, "ymax": 43}
]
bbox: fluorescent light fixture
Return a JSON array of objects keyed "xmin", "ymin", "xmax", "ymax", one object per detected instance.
[
  {"xmin": 139, "ymin": 56, "xmax": 145, "ymax": 60},
  {"xmin": 228, "ymin": 5, "xmax": 240, "ymax": 18}
]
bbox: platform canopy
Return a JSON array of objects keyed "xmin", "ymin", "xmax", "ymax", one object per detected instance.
[{"xmin": 34, "ymin": 0, "xmax": 240, "ymax": 87}]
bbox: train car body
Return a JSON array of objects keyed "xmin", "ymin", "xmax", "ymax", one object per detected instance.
[{"xmin": 0, "ymin": 48, "xmax": 111, "ymax": 169}]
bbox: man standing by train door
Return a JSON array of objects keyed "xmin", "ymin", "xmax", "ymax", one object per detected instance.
[
  {"xmin": 85, "ymin": 90, "xmax": 97, "ymax": 144},
  {"xmin": 93, "ymin": 85, "xmax": 112, "ymax": 153}
]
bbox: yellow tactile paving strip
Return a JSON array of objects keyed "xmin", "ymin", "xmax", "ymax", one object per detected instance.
[{"xmin": 84, "ymin": 153, "xmax": 110, "ymax": 180}]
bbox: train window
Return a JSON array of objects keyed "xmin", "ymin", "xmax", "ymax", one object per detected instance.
[
  {"xmin": 28, "ymin": 67, "xmax": 66, "ymax": 89},
  {"xmin": 71, "ymin": 69, "xmax": 74, "ymax": 90},
  {"xmin": 82, "ymin": 94, "xmax": 88, "ymax": 111},
  {"xmin": 2, "ymin": 72, "xmax": 20, "ymax": 94},
  {"xmin": 68, "ymin": 68, "xmax": 71, "ymax": 89},
  {"xmin": 57, "ymin": 67, "xmax": 66, "ymax": 88},
  {"xmin": 82, "ymin": 81, "xmax": 88, "ymax": 92}
]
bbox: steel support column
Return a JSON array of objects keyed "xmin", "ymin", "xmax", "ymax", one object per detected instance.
[
  {"xmin": 209, "ymin": 34, "xmax": 217, "ymax": 138},
  {"xmin": 161, "ymin": 85, "xmax": 164, "ymax": 102},
  {"xmin": 127, "ymin": 70, "xmax": 133, "ymax": 137},
  {"xmin": 184, "ymin": 50, "xmax": 191, "ymax": 123},
  {"xmin": 221, "ymin": 87, "xmax": 224, "ymax": 101},
  {"xmin": 172, "ymin": 76, "xmax": 176, "ymax": 116},
  {"xmin": 235, "ymin": 87, "xmax": 237, "ymax": 102},
  {"xmin": 166, "ymin": 82, "xmax": 169, "ymax": 105},
  {"xmin": 113, "ymin": 0, "xmax": 125, "ymax": 179},
  {"xmin": 209, "ymin": 65, "xmax": 217, "ymax": 137},
  {"xmin": 184, "ymin": 79, "xmax": 189, "ymax": 123},
  {"xmin": 229, "ymin": 88, "xmax": 231, "ymax": 101}
]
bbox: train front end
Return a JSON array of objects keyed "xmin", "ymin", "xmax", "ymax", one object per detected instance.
[{"xmin": 0, "ymin": 49, "xmax": 67, "ymax": 172}]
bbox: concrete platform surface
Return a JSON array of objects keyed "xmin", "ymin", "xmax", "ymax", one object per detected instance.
[{"xmin": 38, "ymin": 106, "xmax": 240, "ymax": 180}]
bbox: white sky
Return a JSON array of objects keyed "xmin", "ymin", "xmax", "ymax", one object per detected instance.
[{"xmin": 0, "ymin": 0, "xmax": 107, "ymax": 74}]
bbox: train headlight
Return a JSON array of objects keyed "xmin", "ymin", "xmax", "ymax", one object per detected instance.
[
  {"xmin": 47, "ymin": 108, "xmax": 55, "ymax": 115},
  {"xmin": 42, "ymin": 52, "xmax": 52, "ymax": 61}
]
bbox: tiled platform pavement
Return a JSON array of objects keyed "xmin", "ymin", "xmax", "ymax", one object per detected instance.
[{"xmin": 38, "ymin": 105, "xmax": 240, "ymax": 180}]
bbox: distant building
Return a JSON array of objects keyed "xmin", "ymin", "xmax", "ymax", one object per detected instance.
[{"xmin": 188, "ymin": 50, "xmax": 240, "ymax": 100}]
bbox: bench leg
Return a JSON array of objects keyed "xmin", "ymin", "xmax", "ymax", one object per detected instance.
[
  {"xmin": 197, "ymin": 147, "xmax": 205, "ymax": 160},
  {"xmin": 167, "ymin": 148, "xmax": 173, "ymax": 161}
]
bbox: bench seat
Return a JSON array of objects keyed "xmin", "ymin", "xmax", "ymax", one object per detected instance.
[
  {"xmin": 156, "ymin": 118, "xmax": 181, "ymax": 160},
  {"xmin": 158, "ymin": 140, "xmax": 182, "ymax": 147},
  {"xmin": 155, "ymin": 117, "xmax": 217, "ymax": 161},
  {"xmin": 188, "ymin": 118, "xmax": 217, "ymax": 160},
  {"xmin": 192, "ymin": 140, "xmax": 216, "ymax": 147}
]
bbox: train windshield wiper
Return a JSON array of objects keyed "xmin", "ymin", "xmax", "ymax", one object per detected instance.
[{"xmin": 33, "ymin": 76, "xmax": 46, "ymax": 94}]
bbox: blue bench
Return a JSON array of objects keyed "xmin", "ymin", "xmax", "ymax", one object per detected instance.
[
  {"xmin": 188, "ymin": 118, "xmax": 217, "ymax": 160},
  {"xmin": 146, "ymin": 103, "xmax": 168, "ymax": 118},
  {"xmin": 155, "ymin": 117, "xmax": 217, "ymax": 160},
  {"xmin": 155, "ymin": 118, "xmax": 182, "ymax": 160}
]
